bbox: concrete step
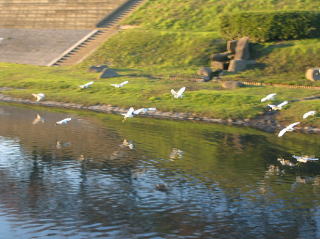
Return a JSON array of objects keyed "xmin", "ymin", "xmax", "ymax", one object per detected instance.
[
  {"xmin": 0, "ymin": 0, "xmax": 128, "ymax": 29},
  {"xmin": 50, "ymin": 0, "xmax": 145, "ymax": 66}
]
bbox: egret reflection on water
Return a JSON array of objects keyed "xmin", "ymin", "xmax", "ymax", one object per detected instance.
[
  {"xmin": 32, "ymin": 114, "xmax": 45, "ymax": 125},
  {"xmin": 1, "ymin": 104, "xmax": 320, "ymax": 239}
]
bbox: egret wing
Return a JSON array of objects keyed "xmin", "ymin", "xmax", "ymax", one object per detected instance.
[
  {"xmin": 120, "ymin": 81, "xmax": 128, "ymax": 87},
  {"xmin": 133, "ymin": 108, "xmax": 145, "ymax": 115},
  {"xmin": 177, "ymin": 87, "xmax": 186, "ymax": 96},
  {"xmin": 171, "ymin": 89, "xmax": 177, "ymax": 97}
]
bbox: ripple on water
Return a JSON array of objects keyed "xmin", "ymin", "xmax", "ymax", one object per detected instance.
[{"xmin": 0, "ymin": 105, "xmax": 320, "ymax": 238}]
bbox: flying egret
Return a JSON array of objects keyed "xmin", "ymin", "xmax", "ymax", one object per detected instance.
[
  {"xmin": 278, "ymin": 122, "xmax": 300, "ymax": 137},
  {"xmin": 111, "ymin": 81, "xmax": 128, "ymax": 88},
  {"xmin": 261, "ymin": 93, "xmax": 276, "ymax": 102},
  {"xmin": 122, "ymin": 107, "xmax": 156, "ymax": 121},
  {"xmin": 171, "ymin": 87, "xmax": 186, "ymax": 99},
  {"xmin": 32, "ymin": 114, "xmax": 45, "ymax": 125},
  {"xmin": 277, "ymin": 158, "xmax": 296, "ymax": 167},
  {"xmin": 32, "ymin": 93, "xmax": 45, "ymax": 102},
  {"xmin": 293, "ymin": 155, "xmax": 319, "ymax": 163},
  {"xmin": 303, "ymin": 111, "xmax": 316, "ymax": 119},
  {"xmin": 268, "ymin": 101, "xmax": 288, "ymax": 111},
  {"xmin": 80, "ymin": 81, "xmax": 94, "ymax": 89},
  {"xmin": 56, "ymin": 118, "xmax": 72, "ymax": 125}
]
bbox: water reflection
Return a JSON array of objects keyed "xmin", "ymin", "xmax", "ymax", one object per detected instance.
[{"xmin": 0, "ymin": 104, "xmax": 320, "ymax": 238}]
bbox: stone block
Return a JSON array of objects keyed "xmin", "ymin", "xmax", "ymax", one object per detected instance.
[
  {"xmin": 211, "ymin": 61, "xmax": 225, "ymax": 70},
  {"xmin": 227, "ymin": 40, "xmax": 238, "ymax": 54},
  {"xmin": 210, "ymin": 52, "xmax": 231, "ymax": 62},
  {"xmin": 221, "ymin": 81, "xmax": 244, "ymax": 89},
  {"xmin": 99, "ymin": 68, "xmax": 119, "ymax": 78},
  {"xmin": 234, "ymin": 37, "xmax": 250, "ymax": 60},
  {"xmin": 305, "ymin": 68, "xmax": 320, "ymax": 81},
  {"xmin": 228, "ymin": 60, "xmax": 248, "ymax": 73},
  {"xmin": 197, "ymin": 67, "xmax": 212, "ymax": 77},
  {"xmin": 89, "ymin": 64, "xmax": 107, "ymax": 73}
]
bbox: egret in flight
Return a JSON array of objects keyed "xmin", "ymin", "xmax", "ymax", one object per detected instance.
[
  {"xmin": 171, "ymin": 87, "xmax": 186, "ymax": 99},
  {"xmin": 122, "ymin": 107, "xmax": 156, "ymax": 121},
  {"xmin": 111, "ymin": 81, "xmax": 128, "ymax": 88},
  {"xmin": 268, "ymin": 101, "xmax": 288, "ymax": 111},
  {"xmin": 278, "ymin": 122, "xmax": 300, "ymax": 137},
  {"xmin": 56, "ymin": 118, "xmax": 72, "ymax": 125},
  {"xmin": 32, "ymin": 93, "xmax": 45, "ymax": 102},
  {"xmin": 80, "ymin": 81, "xmax": 94, "ymax": 89},
  {"xmin": 261, "ymin": 93, "xmax": 276, "ymax": 102},
  {"xmin": 303, "ymin": 111, "xmax": 316, "ymax": 119},
  {"xmin": 293, "ymin": 155, "xmax": 319, "ymax": 163}
]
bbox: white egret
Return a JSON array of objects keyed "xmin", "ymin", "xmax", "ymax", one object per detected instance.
[
  {"xmin": 111, "ymin": 81, "xmax": 128, "ymax": 88},
  {"xmin": 56, "ymin": 118, "xmax": 72, "ymax": 125},
  {"xmin": 32, "ymin": 93, "xmax": 45, "ymax": 102},
  {"xmin": 268, "ymin": 101, "xmax": 288, "ymax": 111},
  {"xmin": 303, "ymin": 110, "xmax": 316, "ymax": 119},
  {"xmin": 278, "ymin": 122, "xmax": 300, "ymax": 137},
  {"xmin": 171, "ymin": 87, "xmax": 186, "ymax": 99},
  {"xmin": 293, "ymin": 155, "xmax": 319, "ymax": 163},
  {"xmin": 277, "ymin": 158, "xmax": 296, "ymax": 167},
  {"xmin": 32, "ymin": 114, "xmax": 45, "ymax": 125},
  {"xmin": 261, "ymin": 93, "xmax": 276, "ymax": 102},
  {"xmin": 80, "ymin": 81, "xmax": 94, "ymax": 89},
  {"xmin": 122, "ymin": 107, "xmax": 156, "ymax": 121}
]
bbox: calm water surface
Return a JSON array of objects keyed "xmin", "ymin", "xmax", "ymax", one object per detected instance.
[{"xmin": 0, "ymin": 104, "xmax": 320, "ymax": 239}]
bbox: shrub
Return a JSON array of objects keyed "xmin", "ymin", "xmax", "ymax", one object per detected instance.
[{"xmin": 220, "ymin": 11, "xmax": 320, "ymax": 42}]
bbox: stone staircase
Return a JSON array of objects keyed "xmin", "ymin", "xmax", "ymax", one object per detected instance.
[
  {"xmin": 49, "ymin": 0, "xmax": 145, "ymax": 66},
  {"xmin": 0, "ymin": 0, "xmax": 129, "ymax": 29}
]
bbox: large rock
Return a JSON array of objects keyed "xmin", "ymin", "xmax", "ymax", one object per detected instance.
[
  {"xmin": 210, "ymin": 52, "xmax": 232, "ymax": 62},
  {"xmin": 89, "ymin": 65, "xmax": 107, "ymax": 73},
  {"xmin": 221, "ymin": 81, "xmax": 244, "ymax": 89},
  {"xmin": 227, "ymin": 40, "xmax": 238, "ymax": 54},
  {"xmin": 228, "ymin": 60, "xmax": 248, "ymax": 72},
  {"xmin": 234, "ymin": 37, "xmax": 250, "ymax": 60},
  {"xmin": 197, "ymin": 67, "xmax": 212, "ymax": 81},
  {"xmin": 211, "ymin": 61, "xmax": 226, "ymax": 70},
  {"xmin": 99, "ymin": 68, "xmax": 119, "ymax": 78},
  {"xmin": 305, "ymin": 68, "xmax": 320, "ymax": 81}
]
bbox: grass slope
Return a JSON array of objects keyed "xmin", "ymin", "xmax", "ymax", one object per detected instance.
[
  {"xmin": 1, "ymin": 63, "xmax": 320, "ymax": 127},
  {"xmin": 81, "ymin": 0, "xmax": 320, "ymax": 85}
]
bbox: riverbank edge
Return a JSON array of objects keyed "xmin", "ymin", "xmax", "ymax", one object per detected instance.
[{"xmin": 1, "ymin": 93, "xmax": 319, "ymax": 134}]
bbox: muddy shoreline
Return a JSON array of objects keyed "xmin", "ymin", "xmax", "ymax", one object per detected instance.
[{"xmin": 0, "ymin": 93, "xmax": 319, "ymax": 134}]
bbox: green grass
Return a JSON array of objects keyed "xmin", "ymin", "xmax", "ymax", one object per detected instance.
[
  {"xmin": 2, "ymin": 62, "xmax": 320, "ymax": 127},
  {"xmin": 79, "ymin": 0, "xmax": 320, "ymax": 86},
  {"xmin": 123, "ymin": 0, "xmax": 320, "ymax": 32}
]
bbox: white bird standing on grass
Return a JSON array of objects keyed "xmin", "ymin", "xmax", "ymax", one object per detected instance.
[
  {"xmin": 122, "ymin": 107, "xmax": 156, "ymax": 121},
  {"xmin": 32, "ymin": 93, "xmax": 45, "ymax": 102},
  {"xmin": 56, "ymin": 118, "xmax": 72, "ymax": 125},
  {"xmin": 278, "ymin": 122, "xmax": 300, "ymax": 137},
  {"xmin": 80, "ymin": 81, "xmax": 94, "ymax": 89},
  {"xmin": 261, "ymin": 93, "xmax": 276, "ymax": 102},
  {"xmin": 171, "ymin": 87, "xmax": 186, "ymax": 99},
  {"xmin": 268, "ymin": 101, "xmax": 288, "ymax": 111},
  {"xmin": 111, "ymin": 81, "xmax": 128, "ymax": 88},
  {"xmin": 303, "ymin": 111, "xmax": 317, "ymax": 119}
]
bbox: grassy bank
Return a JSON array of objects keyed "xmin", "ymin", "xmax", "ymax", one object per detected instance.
[
  {"xmin": 1, "ymin": 62, "xmax": 320, "ymax": 128},
  {"xmin": 79, "ymin": 0, "xmax": 320, "ymax": 86}
]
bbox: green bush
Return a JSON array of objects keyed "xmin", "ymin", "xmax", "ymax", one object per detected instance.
[{"xmin": 220, "ymin": 11, "xmax": 320, "ymax": 42}]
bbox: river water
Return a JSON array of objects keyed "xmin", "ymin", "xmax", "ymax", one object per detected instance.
[{"xmin": 0, "ymin": 104, "xmax": 320, "ymax": 239}]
